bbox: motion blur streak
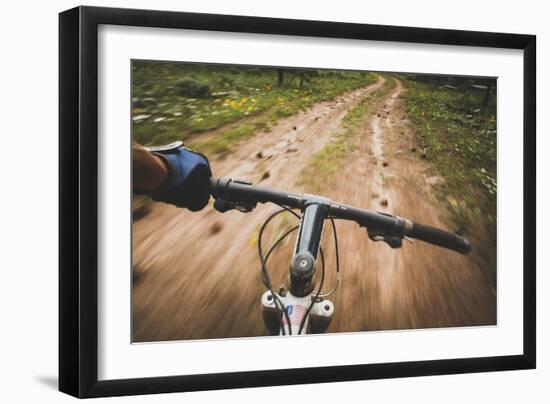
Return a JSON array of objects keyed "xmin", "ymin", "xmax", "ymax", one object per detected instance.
[{"xmin": 132, "ymin": 75, "xmax": 496, "ymax": 342}]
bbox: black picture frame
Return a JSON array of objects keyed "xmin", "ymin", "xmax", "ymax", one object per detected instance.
[{"xmin": 59, "ymin": 5, "xmax": 536, "ymax": 398}]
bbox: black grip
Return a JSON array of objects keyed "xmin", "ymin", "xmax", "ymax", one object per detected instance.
[
  {"xmin": 209, "ymin": 177, "xmax": 303, "ymax": 208},
  {"xmin": 409, "ymin": 222, "xmax": 471, "ymax": 254}
]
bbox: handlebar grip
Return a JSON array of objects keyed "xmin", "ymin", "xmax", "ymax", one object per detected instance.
[
  {"xmin": 208, "ymin": 177, "xmax": 303, "ymax": 208},
  {"xmin": 409, "ymin": 222, "xmax": 471, "ymax": 254}
]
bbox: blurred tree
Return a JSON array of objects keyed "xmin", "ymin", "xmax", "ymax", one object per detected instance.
[
  {"xmin": 482, "ymin": 81, "xmax": 495, "ymax": 107},
  {"xmin": 277, "ymin": 69, "xmax": 284, "ymax": 86}
]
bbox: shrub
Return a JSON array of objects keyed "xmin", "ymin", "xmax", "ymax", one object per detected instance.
[{"xmin": 173, "ymin": 79, "xmax": 211, "ymax": 98}]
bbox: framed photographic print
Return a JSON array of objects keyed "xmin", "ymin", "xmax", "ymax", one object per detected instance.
[{"xmin": 59, "ymin": 6, "xmax": 536, "ymax": 398}]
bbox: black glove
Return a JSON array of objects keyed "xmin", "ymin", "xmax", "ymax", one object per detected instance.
[{"xmin": 150, "ymin": 143, "xmax": 212, "ymax": 211}]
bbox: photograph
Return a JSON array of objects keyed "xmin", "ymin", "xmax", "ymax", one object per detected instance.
[
  {"xmin": 131, "ymin": 60, "xmax": 497, "ymax": 342},
  {"xmin": 53, "ymin": 2, "xmax": 539, "ymax": 399}
]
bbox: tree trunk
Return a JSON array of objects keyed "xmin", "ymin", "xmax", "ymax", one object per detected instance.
[{"xmin": 482, "ymin": 83, "xmax": 494, "ymax": 107}]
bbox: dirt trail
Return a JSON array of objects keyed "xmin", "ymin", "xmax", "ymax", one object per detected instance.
[
  {"xmin": 133, "ymin": 77, "xmax": 385, "ymax": 341},
  {"xmin": 317, "ymin": 78, "xmax": 495, "ymax": 332},
  {"xmin": 133, "ymin": 75, "xmax": 496, "ymax": 342}
]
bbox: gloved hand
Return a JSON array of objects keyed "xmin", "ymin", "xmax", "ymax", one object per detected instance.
[{"xmin": 150, "ymin": 144, "xmax": 212, "ymax": 211}]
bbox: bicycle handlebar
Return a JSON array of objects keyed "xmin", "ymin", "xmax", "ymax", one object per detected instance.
[
  {"xmin": 209, "ymin": 177, "xmax": 470, "ymax": 254},
  {"xmin": 408, "ymin": 222, "xmax": 470, "ymax": 254},
  {"xmin": 210, "ymin": 177, "xmax": 303, "ymax": 208}
]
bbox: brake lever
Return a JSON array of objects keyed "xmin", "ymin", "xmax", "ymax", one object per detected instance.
[
  {"xmin": 368, "ymin": 233, "xmax": 403, "ymax": 249},
  {"xmin": 362, "ymin": 211, "xmax": 412, "ymax": 249},
  {"xmin": 213, "ymin": 198, "xmax": 257, "ymax": 213}
]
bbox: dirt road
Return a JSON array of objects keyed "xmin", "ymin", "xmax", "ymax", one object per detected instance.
[{"xmin": 132, "ymin": 75, "xmax": 496, "ymax": 342}]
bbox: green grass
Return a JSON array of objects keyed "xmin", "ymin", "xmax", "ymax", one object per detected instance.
[
  {"xmin": 402, "ymin": 75, "xmax": 497, "ymax": 276},
  {"xmin": 132, "ymin": 61, "xmax": 377, "ymax": 147},
  {"xmin": 190, "ymin": 124, "xmax": 256, "ymax": 157},
  {"xmin": 299, "ymin": 75, "xmax": 394, "ymax": 191}
]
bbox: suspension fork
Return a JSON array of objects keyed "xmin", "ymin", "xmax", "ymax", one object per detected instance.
[{"xmin": 261, "ymin": 196, "xmax": 335, "ymax": 335}]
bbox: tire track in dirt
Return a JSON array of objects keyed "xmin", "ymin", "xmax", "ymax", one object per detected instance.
[
  {"xmin": 132, "ymin": 76, "xmax": 386, "ymax": 341},
  {"xmin": 316, "ymin": 77, "xmax": 496, "ymax": 332}
]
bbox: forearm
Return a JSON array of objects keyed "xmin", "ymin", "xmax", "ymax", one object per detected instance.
[{"xmin": 132, "ymin": 142, "xmax": 168, "ymax": 192}]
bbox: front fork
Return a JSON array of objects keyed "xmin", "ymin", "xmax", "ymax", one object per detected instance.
[
  {"xmin": 262, "ymin": 198, "xmax": 335, "ymax": 335},
  {"xmin": 261, "ymin": 291, "xmax": 334, "ymax": 335}
]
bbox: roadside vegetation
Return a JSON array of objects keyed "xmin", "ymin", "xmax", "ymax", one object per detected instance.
[
  {"xmin": 402, "ymin": 75, "xmax": 497, "ymax": 280},
  {"xmin": 132, "ymin": 62, "xmax": 377, "ymax": 218},
  {"xmin": 132, "ymin": 61, "xmax": 376, "ymax": 155},
  {"xmin": 299, "ymin": 75, "xmax": 395, "ymax": 192}
]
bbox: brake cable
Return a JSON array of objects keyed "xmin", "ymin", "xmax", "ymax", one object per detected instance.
[
  {"xmin": 298, "ymin": 246, "xmax": 325, "ymax": 334},
  {"xmin": 259, "ymin": 204, "xmax": 340, "ymax": 335},
  {"xmin": 258, "ymin": 208, "xmax": 297, "ymax": 335},
  {"xmin": 317, "ymin": 217, "xmax": 340, "ymax": 298}
]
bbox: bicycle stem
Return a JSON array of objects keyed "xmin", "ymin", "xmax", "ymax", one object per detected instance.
[{"xmin": 290, "ymin": 201, "xmax": 328, "ymax": 297}]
